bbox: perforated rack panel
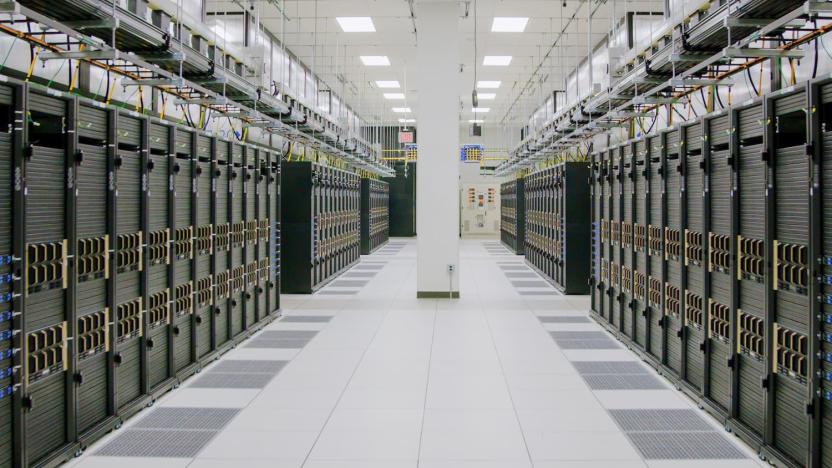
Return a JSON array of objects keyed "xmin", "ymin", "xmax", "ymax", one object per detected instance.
[
  {"xmin": 523, "ymin": 162, "xmax": 590, "ymax": 294},
  {"xmin": 0, "ymin": 80, "xmax": 281, "ymax": 468},
  {"xmin": 281, "ymin": 161, "xmax": 360, "ymax": 293},
  {"xmin": 500, "ymin": 179, "xmax": 525, "ymax": 255},
  {"xmin": 360, "ymin": 178, "xmax": 390, "ymax": 255}
]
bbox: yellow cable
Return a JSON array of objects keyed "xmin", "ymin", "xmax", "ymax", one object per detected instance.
[
  {"xmin": 135, "ymin": 86, "xmax": 143, "ymax": 112},
  {"xmin": 26, "ymin": 34, "xmax": 46, "ymax": 81},
  {"xmin": 68, "ymin": 44, "xmax": 85, "ymax": 91},
  {"xmin": 105, "ymin": 74, "xmax": 116, "ymax": 105}
]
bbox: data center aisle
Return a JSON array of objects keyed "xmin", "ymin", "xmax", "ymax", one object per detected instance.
[{"xmin": 69, "ymin": 238, "xmax": 764, "ymax": 468}]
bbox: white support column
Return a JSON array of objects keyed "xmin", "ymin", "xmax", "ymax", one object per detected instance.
[{"xmin": 415, "ymin": 0, "xmax": 460, "ymax": 298}]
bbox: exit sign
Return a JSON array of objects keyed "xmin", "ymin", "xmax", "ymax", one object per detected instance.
[{"xmin": 398, "ymin": 131, "xmax": 414, "ymax": 143}]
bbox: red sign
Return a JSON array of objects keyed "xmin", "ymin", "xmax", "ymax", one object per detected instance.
[{"xmin": 398, "ymin": 131, "xmax": 414, "ymax": 144}]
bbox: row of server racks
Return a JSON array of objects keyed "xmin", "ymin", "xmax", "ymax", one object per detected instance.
[
  {"xmin": 508, "ymin": 163, "xmax": 591, "ymax": 294},
  {"xmin": 500, "ymin": 179, "xmax": 525, "ymax": 255},
  {"xmin": 360, "ymin": 179, "xmax": 390, "ymax": 255},
  {"xmin": 0, "ymin": 79, "xmax": 282, "ymax": 467},
  {"xmin": 281, "ymin": 161, "xmax": 361, "ymax": 293},
  {"xmin": 589, "ymin": 78, "xmax": 832, "ymax": 468}
]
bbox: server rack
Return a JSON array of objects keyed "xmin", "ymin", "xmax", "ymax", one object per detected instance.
[
  {"xmin": 0, "ymin": 79, "xmax": 281, "ymax": 468},
  {"xmin": 588, "ymin": 78, "xmax": 832, "ymax": 468},
  {"xmin": 500, "ymin": 179, "xmax": 525, "ymax": 255},
  {"xmin": 281, "ymin": 161, "xmax": 360, "ymax": 293},
  {"xmin": 523, "ymin": 162, "xmax": 590, "ymax": 294},
  {"xmin": 360, "ymin": 178, "xmax": 390, "ymax": 255}
]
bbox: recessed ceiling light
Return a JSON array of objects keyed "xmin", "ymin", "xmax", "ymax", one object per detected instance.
[
  {"xmin": 384, "ymin": 93, "xmax": 405, "ymax": 100},
  {"xmin": 471, "ymin": 107, "xmax": 490, "ymax": 113},
  {"xmin": 483, "ymin": 55, "xmax": 512, "ymax": 66},
  {"xmin": 491, "ymin": 17, "xmax": 529, "ymax": 32},
  {"xmin": 361, "ymin": 56, "xmax": 390, "ymax": 66},
  {"xmin": 469, "ymin": 119, "xmax": 484, "ymax": 123},
  {"xmin": 336, "ymin": 17, "xmax": 376, "ymax": 32},
  {"xmin": 375, "ymin": 80, "xmax": 400, "ymax": 88},
  {"xmin": 399, "ymin": 118, "xmax": 416, "ymax": 123},
  {"xmin": 477, "ymin": 81, "xmax": 501, "ymax": 89},
  {"xmin": 478, "ymin": 93, "xmax": 496, "ymax": 100},
  {"xmin": 392, "ymin": 107, "xmax": 412, "ymax": 113}
]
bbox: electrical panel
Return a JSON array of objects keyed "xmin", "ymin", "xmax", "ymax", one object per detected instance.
[
  {"xmin": 590, "ymin": 81, "xmax": 832, "ymax": 468},
  {"xmin": 360, "ymin": 179, "xmax": 390, "ymax": 255},
  {"xmin": 0, "ymin": 81, "xmax": 281, "ymax": 467},
  {"xmin": 281, "ymin": 161, "xmax": 360, "ymax": 293},
  {"xmin": 500, "ymin": 179, "xmax": 525, "ymax": 255},
  {"xmin": 524, "ymin": 162, "xmax": 590, "ymax": 294}
]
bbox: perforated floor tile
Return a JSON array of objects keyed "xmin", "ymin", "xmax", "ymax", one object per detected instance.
[
  {"xmin": 316, "ymin": 290, "xmax": 358, "ymax": 295},
  {"xmin": 504, "ymin": 270, "xmax": 537, "ymax": 276},
  {"xmin": 555, "ymin": 339, "xmax": 620, "ymax": 349},
  {"xmin": 499, "ymin": 265, "xmax": 529, "ymax": 270},
  {"xmin": 550, "ymin": 331, "xmax": 612, "ymax": 340},
  {"xmin": 343, "ymin": 272, "xmax": 376, "ymax": 278},
  {"xmin": 95, "ymin": 429, "xmax": 218, "ymax": 457},
  {"xmin": 244, "ymin": 338, "xmax": 311, "ymax": 349},
  {"xmin": 280, "ymin": 315, "xmax": 333, "ymax": 323},
  {"xmin": 189, "ymin": 372, "xmax": 276, "ymax": 389},
  {"xmin": 582, "ymin": 374, "xmax": 666, "ymax": 390},
  {"xmin": 538, "ymin": 316, "xmax": 591, "ymax": 323},
  {"xmin": 329, "ymin": 280, "xmax": 369, "ymax": 287},
  {"xmin": 572, "ymin": 361, "xmax": 648, "ymax": 374},
  {"xmin": 626, "ymin": 431, "xmax": 746, "ymax": 459},
  {"xmin": 609, "ymin": 409, "xmax": 714, "ymax": 432},
  {"xmin": 259, "ymin": 330, "xmax": 319, "ymax": 339},
  {"xmin": 210, "ymin": 360, "xmax": 288, "ymax": 373},
  {"xmin": 517, "ymin": 290, "xmax": 557, "ymax": 296},
  {"xmin": 133, "ymin": 408, "xmax": 240, "ymax": 430}
]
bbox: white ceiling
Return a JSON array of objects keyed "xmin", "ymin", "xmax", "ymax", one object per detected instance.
[{"xmin": 209, "ymin": 0, "xmax": 665, "ymax": 126}]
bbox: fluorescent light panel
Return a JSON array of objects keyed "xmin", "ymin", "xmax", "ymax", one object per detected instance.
[
  {"xmin": 336, "ymin": 17, "xmax": 376, "ymax": 32},
  {"xmin": 384, "ymin": 93, "xmax": 405, "ymax": 100},
  {"xmin": 491, "ymin": 17, "xmax": 529, "ymax": 32},
  {"xmin": 483, "ymin": 55, "xmax": 512, "ymax": 66},
  {"xmin": 392, "ymin": 107, "xmax": 412, "ymax": 113},
  {"xmin": 360, "ymin": 56, "xmax": 390, "ymax": 66},
  {"xmin": 477, "ymin": 81, "xmax": 501, "ymax": 89},
  {"xmin": 469, "ymin": 119, "xmax": 484, "ymax": 123},
  {"xmin": 375, "ymin": 80, "xmax": 400, "ymax": 88},
  {"xmin": 399, "ymin": 118, "xmax": 416, "ymax": 123},
  {"xmin": 471, "ymin": 107, "xmax": 490, "ymax": 113},
  {"xmin": 478, "ymin": 93, "xmax": 496, "ymax": 100}
]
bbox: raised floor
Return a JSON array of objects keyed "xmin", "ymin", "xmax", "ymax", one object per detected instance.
[{"xmin": 68, "ymin": 238, "xmax": 763, "ymax": 468}]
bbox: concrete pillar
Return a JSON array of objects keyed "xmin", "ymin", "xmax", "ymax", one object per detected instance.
[{"xmin": 415, "ymin": 1, "xmax": 460, "ymax": 298}]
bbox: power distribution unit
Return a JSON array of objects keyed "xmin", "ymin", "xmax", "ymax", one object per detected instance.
[
  {"xmin": 360, "ymin": 178, "xmax": 390, "ymax": 254},
  {"xmin": 524, "ymin": 162, "xmax": 591, "ymax": 294},
  {"xmin": 281, "ymin": 161, "xmax": 360, "ymax": 293},
  {"xmin": 588, "ymin": 80, "xmax": 832, "ymax": 468},
  {"xmin": 500, "ymin": 179, "xmax": 525, "ymax": 255},
  {"xmin": 0, "ymin": 79, "xmax": 281, "ymax": 467}
]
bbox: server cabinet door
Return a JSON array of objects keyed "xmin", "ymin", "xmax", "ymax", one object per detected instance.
[{"xmin": 74, "ymin": 104, "xmax": 110, "ymax": 435}]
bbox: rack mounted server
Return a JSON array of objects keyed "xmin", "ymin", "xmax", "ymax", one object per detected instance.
[
  {"xmin": 0, "ymin": 78, "xmax": 281, "ymax": 467},
  {"xmin": 281, "ymin": 161, "xmax": 360, "ymax": 293},
  {"xmin": 500, "ymin": 179, "xmax": 525, "ymax": 255},
  {"xmin": 360, "ymin": 179, "xmax": 390, "ymax": 255},
  {"xmin": 589, "ymin": 78, "xmax": 832, "ymax": 468},
  {"xmin": 524, "ymin": 162, "xmax": 590, "ymax": 294}
]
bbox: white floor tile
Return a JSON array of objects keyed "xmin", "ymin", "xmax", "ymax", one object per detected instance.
[{"xmin": 70, "ymin": 239, "xmax": 761, "ymax": 468}]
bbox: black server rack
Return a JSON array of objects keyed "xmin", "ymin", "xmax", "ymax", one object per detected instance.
[
  {"xmin": 500, "ymin": 179, "xmax": 525, "ymax": 255},
  {"xmin": 523, "ymin": 162, "xmax": 590, "ymax": 294},
  {"xmin": 384, "ymin": 161, "xmax": 416, "ymax": 237},
  {"xmin": 588, "ymin": 78, "xmax": 832, "ymax": 468},
  {"xmin": 281, "ymin": 161, "xmax": 360, "ymax": 293},
  {"xmin": 0, "ymin": 78, "xmax": 281, "ymax": 467},
  {"xmin": 360, "ymin": 178, "xmax": 390, "ymax": 254}
]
